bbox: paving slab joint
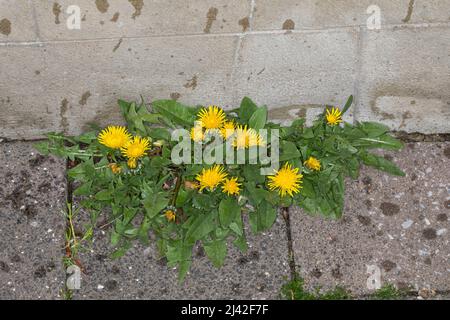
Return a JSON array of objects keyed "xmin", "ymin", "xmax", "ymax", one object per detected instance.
[{"xmin": 281, "ymin": 207, "xmax": 297, "ymax": 280}]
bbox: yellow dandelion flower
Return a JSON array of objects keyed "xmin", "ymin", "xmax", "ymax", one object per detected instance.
[
  {"xmin": 127, "ymin": 158, "xmax": 137, "ymax": 169},
  {"xmin": 164, "ymin": 209, "xmax": 176, "ymax": 222},
  {"xmin": 197, "ymin": 105, "xmax": 226, "ymax": 130},
  {"xmin": 98, "ymin": 126, "xmax": 132, "ymax": 149},
  {"xmin": 233, "ymin": 125, "xmax": 265, "ymax": 149},
  {"xmin": 121, "ymin": 136, "xmax": 151, "ymax": 159},
  {"xmin": 221, "ymin": 177, "xmax": 241, "ymax": 196},
  {"xmin": 268, "ymin": 163, "xmax": 303, "ymax": 197},
  {"xmin": 190, "ymin": 126, "xmax": 205, "ymax": 142},
  {"xmin": 326, "ymin": 107, "xmax": 343, "ymax": 126},
  {"xmin": 221, "ymin": 120, "xmax": 236, "ymax": 139},
  {"xmin": 108, "ymin": 163, "xmax": 122, "ymax": 174},
  {"xmin": 304, "ymin": 156, "xmax": 321, "ymax": 171},
  {"xmin": 195, "ymin": 165, "xmax": 227, "ymax": 192}
]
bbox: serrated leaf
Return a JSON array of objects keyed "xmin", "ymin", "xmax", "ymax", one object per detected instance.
[
  {"xmin": 219, "ymin": 198, "xmax": 241, "ymax": 227},
  {"xmin": 184, "ymin": 213, "xmax": 216, "ymax": 244},
  {"xmin": 360, "ymin": 152, "xmax": 405, "ymax": 176},
  {"xmin": 73, "ymin": 181, "xmax": 92, "ymax": 196},
  {"xmin": 204, "ymin": 240, "xmax": 227, "ymax": 268},
  {"xmin": 152, "ymin": 100, "xmax": 196, "ymax": 127},
  {"xmin": 249, "ymin": 201, "xmax": 277, "ymax": 233}
]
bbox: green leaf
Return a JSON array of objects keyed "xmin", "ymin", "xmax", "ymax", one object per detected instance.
[
  {"xmin": 341, "ymin": 95, "xmax": 353, "ymax": 114},
  {"xmin": 143, "ymin": 192, "xmax": 169, "ymax": 218},
  {"xmin": 229, "ymin": 221, "xmax": 243, "ymax": 236},
  {"xmin": 360, "ymin": 152, "xmax": 405, "ymax": 176},
  {"xmin": 280, "ymin": 141, "xmax": 301, "ymax": 161},
  {"xmin": 233, "ymin": 235, "xmax": 248, "ymax": 253},
  {"xmin": 152, "ymin": 100, "xmax": 196, "ymax": 127},
  {"xmin": 249, "ymin": 106, "xmax": 268, "ymax": 130},
  {"xmin": 110, "ymin": 242, "xmax": 132, "ymax": 259},
  {"xmin": 184, "ymin": 213, "xmax": 216, "ymax": 244},
  {"xmin": 245, "ymin": 183, "xmax": 269, "ymax": 206},
  {"xmin": 219, "ymin": 198, "xmax": 241, "ymax": 227},
  {"xmin": 249, "ymin": 201, "xmax": 277, "ymax": 233},
  {"xmin": 34, "ymin": 141, "xmax": 50, "ymax": 155},
  {"xmin": 243, "ymin": 165, "xmax": 266, "ymax": 184},
  {"xmin": 238, "ymin": 97, "xmax": 258, "ymax": 122},
  {"xmin": 204, "ymin": 240, "xmax": 227, "ymax": 268},
  {"xmin": 73, "ymin": 181, "xmax": 92, "ymax": 196},
  {"xmin": 359, "ymin": 122, "xmax": 390, "ymax": 137},
  {"xmin": 355, "ymin": 135, "xmax": 403, "ymax": 150},
  {"xmin": 95, "ymin": 189, "xmax": 112, "ymax": 201}
]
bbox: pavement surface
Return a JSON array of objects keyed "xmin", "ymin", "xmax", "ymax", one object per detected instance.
[
  {"xmin": 0, "ymin": 142, "xmax": 66, "ymax": 299},
  {"xmin": 291, "ymin": 142, "xmax": 450, "ymax": 296},
  {"xmin": 0, "ymin": 140, "xmax": 449, "ymax": 299}
]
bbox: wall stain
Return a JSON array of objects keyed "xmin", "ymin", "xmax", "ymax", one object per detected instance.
[
  {"xmin": 52, "ymin": 2, "xmax": 62, "ymax": 24},
  {"xmin": 0, "ymin": 18, "xmax": 11, "ymax": 36},
  {"xmin": 204, "ymin": 7, "xmax": 218, "ymax": 33},
  {"xmin": 184, "ymin": 75, "xmax": 198, "ymax": 90},
  {"xmin": 79, "ymin": 91, "xmax": 91, "ymax": 106},
  {"xmin": 238, "ymin": 17, "xmax": 249, "ymax": 32},
  {"xmin": 170, "ymin": 92, "xmax": 181, "ymax": 101},
  {"xmin": 282, "ymin": 19, "xmax": 295, "ymax": 30},
  {"xmin": 113, "ymin": 38, "xmax": 123, "ymax": 52},
  {"xmin": 110, "ymin": 12, "xmax": 120, "ymax": 22},
  {"xmin": 402, "ymin": 0, "xmax": 415, "ymax": 23},
  {"xmin": 129, "ymin": 0, "xmax": 144, "ymax": 19},
  {"xmin": 60, "ymin": 98, "xmax": 69, "ymax": 133},
  {"xmin": 95, "ymin": 0, "xmax": 109, "ymax": 14}
]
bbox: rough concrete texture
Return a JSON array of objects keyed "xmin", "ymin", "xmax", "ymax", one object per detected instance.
[
  {"xmin": 0, "ymin": 1, "xmax": 449, "ymax": 138},
  {"xmin": 0, "ymin": 35, "xmax": 238, "ymax": 139},
  {"xmin": 0, "ymin": 0, "xmax": 37, "ymax": 42},
  {"xmin": 358, "ymin": 27, "xmax": 450, "ymax": 134},
  {"xmin": 35, "ymin": 0, "xmax": 252, "ymax": 40},
  {"xmin": 0, "ymin": 141, "xmax": 66, "ymax": 299},
  {"xmin": 253, "ymin": 0, "xmax": 450, "ymax": 30},
  {"xmin": 234, "ymin": 31, "xmax": 357, "ymax": 122},
  {"xmin": 291, "ymin": 142, "xmax": 450, "ymax": 296},
  {"xmin": 71, "ymin": 211, "xmax": 289, "ymax": 300}
]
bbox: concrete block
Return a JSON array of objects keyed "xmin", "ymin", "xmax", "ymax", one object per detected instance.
[
  {"xmin": 34, "ymin": 0, "xmax": 251, "ymax": 40},
  {"xmin": 0, "ymin": 0, "xmax": 37, "ymax": 42},
  {"xmin": 233, "ymin": 31, "xmax": 358, "ymax": 115},
  {"xmin": 253, "ymin": 0, "xmax": 450, "ymax": 31},
  {"xmin": 358, "ymin": 27, "xmax": 450, "ymax": 133},
  {"xmin": 290, "ymin": 142, "xmax": 450, "ymax": 295},
  {"xmin": 0, "ymin": 141, "xmax": 66, "ymax": 299},
  {"xmin": 0, "ymin": 35, "xmax": 238, "ymax": 139},
  {"xmin": 70, "ymin": 212, "xmax": 289, "ymax": 299}
]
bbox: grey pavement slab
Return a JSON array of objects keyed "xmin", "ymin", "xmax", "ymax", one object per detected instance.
[
  {"xmin": 291, "ymin": 142, "xmax": 450, "ymax": 296},
  {"xmin": 71, "ymin": 211, "xmax": 290, "ymax": 300},
  {"xmin": 0, "ymin": 141, "xmax": 67, "ymax": 299}
]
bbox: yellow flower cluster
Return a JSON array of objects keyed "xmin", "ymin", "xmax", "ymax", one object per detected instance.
[
  {"xmin": 190, "ymin": 106, "xmax": 265, "ymax": 149},
  {"xmin": 195, "ymin": 165, "xmax": 241, "ymax": 196},
  {"xmin": 97, "ymin": 126, "xmax": 151, "ymax": 170}
]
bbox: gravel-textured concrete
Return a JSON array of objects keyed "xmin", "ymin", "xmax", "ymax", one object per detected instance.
[
  {"xmin": 70, "ymin": 210, "xmax": 290, "ymax": 300},
  {"xmin": 0, "ymin": 141, "xmax": 66, "ymax": 299},
  {"xmin": 291, "ymin": 142, "xmax": 450, "ymax": 295}
]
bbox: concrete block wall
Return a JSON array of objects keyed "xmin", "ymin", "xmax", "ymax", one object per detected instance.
[{"xmin": 0, "ymin": 0, "xmax": 449, "ymax": 139}]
